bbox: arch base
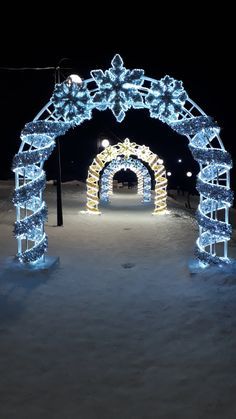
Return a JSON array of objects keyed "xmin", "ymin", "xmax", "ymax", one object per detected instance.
[
  {"xmin": 152, "ymin": 209, "xmax": 168, "ymax": 215},
  {"xmin": 188, "ymin": 258, "xmax": 236, "ymax": 275},
  {"xmin": 83, "ymin": 209, "xmax": 101, "ymax": 215},
  {"xmin": 4, "ymin": 255, "xmax": 59, "ymax": 272}
]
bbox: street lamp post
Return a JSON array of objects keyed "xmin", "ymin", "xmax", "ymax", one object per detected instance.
[
  {"xmin": 54, "ymin": 67, "xmax": 83, "ymax": 227},
  {"xmin": 186, "ymin": 171, "xmax": 193, "ymax": 209},
  {"xmin": 55, "ymin": 136, "xmax": 63, "ymax": 226},
  {"xmin": 55, "ymin": 65, "xmax": 63, "ymax": 226},
  {"xmin": 97, "ymin": 138, "xmax": 110, "ymax": 153}
]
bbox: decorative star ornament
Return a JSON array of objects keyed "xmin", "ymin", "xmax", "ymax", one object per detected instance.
[
  {"xmin": 101, "ymin": 145, "xmax": 118, "ymax": 162},
  {"xmin": 137, "ymin": 145, "xmax": 152, "ymax": 161},
  {"xmin": 117, "ymin": 138, "xmax": 138, "ymax": 158},
  {"xmin": 145, "ymin": 75, "xmax": 188, "ymax": 122}
]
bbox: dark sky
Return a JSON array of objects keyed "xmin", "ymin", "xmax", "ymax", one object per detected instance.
[{"xmin": 0, "ymin": 13, "xmax": 234, "ymax": 190}]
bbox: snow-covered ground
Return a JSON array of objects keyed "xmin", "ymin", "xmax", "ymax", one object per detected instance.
[{"xmin": 1, "ymin": 181, "xmax": 236, "ymax": 419}]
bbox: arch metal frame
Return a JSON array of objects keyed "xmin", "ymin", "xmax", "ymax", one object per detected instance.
[{"xmin": 12, "ymin": 54, "xmax": 233, "ymax": 266}]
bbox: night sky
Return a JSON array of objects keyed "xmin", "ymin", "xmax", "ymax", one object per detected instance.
[{"xmin": 0, "ymin": 17, "xmax": 234, "ymax": 193}]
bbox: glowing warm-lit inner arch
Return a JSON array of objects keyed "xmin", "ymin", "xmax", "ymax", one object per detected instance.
[{"xmin": 86, "ymin": 138, "xmax": 167, "ymax": 214}]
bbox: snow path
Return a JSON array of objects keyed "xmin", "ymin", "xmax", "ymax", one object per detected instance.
[{"xmin": 0, "ymin": 182, "xmax": 236, "ymax": 419}]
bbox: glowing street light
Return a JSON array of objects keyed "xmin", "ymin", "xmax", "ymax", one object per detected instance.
[
  {"xmin": 67, "ymin": 74, "xmax": 83, "ymax": 85},
  {"xmin": 178, "ymin": 158, "xmax": 182, "ymax": 163},
  {"xmin": 158, "ymin": 158, "xmax": 164, "ymax": 164},
  {"xmin": 167, "ymin": 171, "xmax": 172, "ymax": 176},
  {"xmin": 101, "ymin": 139, "xmax": 110, "ymax": 148},
  {"xmin": 186, "ymin": 171, "xmax": 192, "ymax": 177}
]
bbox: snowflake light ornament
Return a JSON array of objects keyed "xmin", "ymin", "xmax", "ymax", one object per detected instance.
[
  {"xmin": 101, "ymin": 145, "xmax": 118, "ymax": 162},
  {"xmin": 91, "ymin": 54, "xmax": 144, "ymax": 122},
  {"xmin": 117, "ymin": 138, "xmax": 138, "ymax": 158},
  {"xmin": 51, "ymin": 81, "xmax": 92, "ymax": 125},
  {"xmin": 137, "ymin": 145, "xmax": 152, "ymax": 161},
  {"xmin": 145, "ymin": 75, "xmax": 188, "ymax": 122}
]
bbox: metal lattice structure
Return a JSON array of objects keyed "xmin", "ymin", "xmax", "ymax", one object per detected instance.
[
  {"xmin": 12, "ymin": 54, "xmax": 233, "ymax": 265},
  {"xmin": 87, "ymin": 141, "xmax": 165, "ymax": 213},
  {"xmin": 100, "ymin": 156, "xmax": 151, "ymax": 203}
]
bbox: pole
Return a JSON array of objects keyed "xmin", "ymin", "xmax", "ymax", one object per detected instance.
[
  {"xmin": 55, "ymin": 64, "xmax": 63, "ymax": 226},
  {"xmin": 186, "ymin": 191, "xmax": 192, "ymax": 209},
  {"xmin": 56, "ymin": 137, "xmax": 63, "ymax": 226}
]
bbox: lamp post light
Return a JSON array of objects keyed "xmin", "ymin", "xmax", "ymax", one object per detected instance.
[
  {"xmin": 101, "ymin": 139, "xmax": 110, "ymax": 148},
  {"xmin": 97, "ymin": 138, "xmax": 110, "ymax": 154},
  {"xmin": 178, "ymin": 158, "xmax": 182, "ymax": 163},
  {"xmin": 66, "ymin": 74, "xmax": 83, "ymax": 85},
  {"xmin": 166, "ymin": 171, "xmax": 172, "ymax": 195}
]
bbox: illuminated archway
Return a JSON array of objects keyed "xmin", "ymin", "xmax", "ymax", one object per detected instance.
[
  {"xmin": 87, "ymin": 141, "xmax": 163, "ymax": 212},
  {"xmin": 12, "ymin": 54, "xmax": 233, "ymax": 266},
  {"xmin": 100, "ymin": 156, "xmax": 151, "ymax": 203},
  {"xmin": 101, "ymin": 166, "xmax": 144, "ymax": 201}
]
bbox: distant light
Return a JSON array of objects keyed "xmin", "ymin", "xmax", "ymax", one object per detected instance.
[
  {"xmin": 158, "ymin": 158, "xmax": 164, "ymax": 164},
  {"xmin": 167, "ymin": 171, "xmax": 172, "ymax": 176},
  {"xmin": 67, "ymin": 74, "xmax": 82, "ymax": 84},
  {"xmin": 101, "ymin": 139, "xmax": 110, "ymax": 148},
  {"xmin": 186, "ymin": 171, "xmax": 192, "ymax": 177},
  {"xmin": 178, "ymin": 159, "xmax": 182, "ymax": 163}
]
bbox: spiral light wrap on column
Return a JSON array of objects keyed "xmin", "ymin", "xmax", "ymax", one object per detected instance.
[
  {"xmin": 87, "ymin": 154, "xmax": 109, "ymax": 213},
  {"xmin": 171, "ymin": 116, "xmax": 233, "ymax": 264},
  {"xmin": 12, "ymin": 121, "xmax": 69, "ymax": 263},
  {"xmin": 147, "ymin": 154, "xmax": 167, "ymax": 214}
]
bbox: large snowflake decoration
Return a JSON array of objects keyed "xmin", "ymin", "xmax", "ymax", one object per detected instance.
[
  {"xmin": 145, "ymin": 75, "xmax": 188, "ymax": 123},
  {"xmin": 51, "ymin": 81, "xmax": 92, "ymax": 125},
  {"xmin": 91, "ymin": 54, "xmax": 144, "ymax": 122}
]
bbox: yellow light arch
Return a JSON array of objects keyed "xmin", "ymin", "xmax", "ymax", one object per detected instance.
[{"xmin": 86, "ymin": 138, "xmax": 167, "ymax": 214}]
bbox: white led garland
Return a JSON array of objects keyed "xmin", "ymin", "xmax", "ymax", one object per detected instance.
[{"xmin": 100, "ymin": 156, "xmax": 151, "ymax": 203}]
